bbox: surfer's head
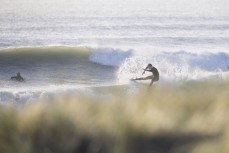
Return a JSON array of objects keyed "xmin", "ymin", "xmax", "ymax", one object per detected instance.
[{"xmin": 148, "ymin": 64, "xmax": 153, "ymax": 69}]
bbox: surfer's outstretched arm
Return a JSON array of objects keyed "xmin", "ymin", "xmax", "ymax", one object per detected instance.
[{"xmin": 142, "ymin": 65, "xmax": 149, "ymax": 75}]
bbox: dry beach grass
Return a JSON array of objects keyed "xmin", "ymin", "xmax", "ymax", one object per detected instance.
[{"xmin": 0, "ymin": 81, "xmax": 229, "ymax": 153}]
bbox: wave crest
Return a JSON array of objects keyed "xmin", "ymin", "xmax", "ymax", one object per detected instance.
[{"xmin": 89, "ymin": 47, "xmax": 133, "ymax": 66}]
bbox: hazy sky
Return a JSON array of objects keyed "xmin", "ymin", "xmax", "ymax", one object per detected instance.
[
  {"xmin": 1, "ymin": 0, "xmax": 229, "ymax": 15},
  {"xmin": 75, "ymin": 0, "xmax": 229, "ymax": 9}
]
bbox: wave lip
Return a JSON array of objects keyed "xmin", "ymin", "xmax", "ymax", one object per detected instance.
[
  {"xmin": 89, "ymin": 47, "xmax": 133, "ymax": 66},
  {"xmin": 0, "ymin": 46, "xmax": 134, "ymax": 67}
]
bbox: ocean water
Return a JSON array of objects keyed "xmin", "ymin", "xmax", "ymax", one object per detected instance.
[{"xmin": 1, "ymin": 4, "xmax": 229, "ymax": 104}]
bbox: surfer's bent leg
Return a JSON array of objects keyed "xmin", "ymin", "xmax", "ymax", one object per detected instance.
[
  {"xmin": 144, "ymin": 75, "xmax": 154, "ymax": 80},
  {"xmin": 149, "ymin": 80, "xmax": 154, "ymax": 87},
  {"xmin": 134, "ymin": 75, "xmax": 153, "ymax": 80},
  {"xmin": 134, "ymin": 77, "xmax": 144, "ymax": 80},
  {"xmin": 149, "ymin": 76, "xmax": 159, "ymax": 87}
]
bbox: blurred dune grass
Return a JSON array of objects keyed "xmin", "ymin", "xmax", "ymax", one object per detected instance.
[{"xmin": 0, "ymin": 81, "xmax": 229, "ymax": 153}]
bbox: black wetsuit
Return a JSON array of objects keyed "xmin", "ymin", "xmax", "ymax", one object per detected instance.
[
  {"xmin": 147, "ymin": 67, "xmax": 159, "ymax": 81},
  {"xmin": 11, "ymin": 75, "xmax": 24, "ymax": 82}
]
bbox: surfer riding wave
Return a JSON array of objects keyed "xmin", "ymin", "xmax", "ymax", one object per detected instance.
[{"xmin": 132, "ymin": 64, "xmax": 159, "ymax": 87}]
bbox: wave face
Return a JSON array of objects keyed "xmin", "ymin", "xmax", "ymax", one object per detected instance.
[
  {"xmin": 0, "ymin": 46, "xmax": 121, "ymax": 89},
  {"xmin": 0, "ymin": 46, "xmax": 123, "ymax": 104},
  {"xmin": 1, "ymin": 46, "xmax": 229, "ymax": 104}
]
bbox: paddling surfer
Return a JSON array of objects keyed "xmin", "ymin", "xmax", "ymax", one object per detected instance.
[
  {"xmin": 132, "ymin": 64, "xmax": 159, "ymax": 87},
  {"xmin": 11, "ymin": 72, "xmax": 24, "ymax": 82}
]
